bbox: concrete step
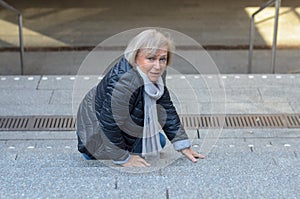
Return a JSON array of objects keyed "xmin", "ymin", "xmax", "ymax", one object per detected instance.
[
  {"xmin": 1, "ymin": 50, "xmax": 300, "ymax": 75},
  {"xmin": 1, "ymin": 153, "xmax": 299, "ymax": 198}
]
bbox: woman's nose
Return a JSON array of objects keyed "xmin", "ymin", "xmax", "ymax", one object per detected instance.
[{"xmin": 153, "ymin": 59, "xmax": 161, "ymax": 69}]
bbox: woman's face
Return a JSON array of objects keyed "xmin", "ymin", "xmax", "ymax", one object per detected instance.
[{"xmin": 135, "ymin": 46, "xmax": 168, "ymax": 82}]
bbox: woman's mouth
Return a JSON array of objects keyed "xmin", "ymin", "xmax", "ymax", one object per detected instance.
[{"xmin": 150, "ymin": 72, "xmax": 160, "ymax": 76}]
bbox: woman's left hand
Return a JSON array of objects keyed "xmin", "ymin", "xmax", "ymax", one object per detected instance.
[{"xmin": 180, "ymin": 148, "xmax": 206, "ymax": 163}]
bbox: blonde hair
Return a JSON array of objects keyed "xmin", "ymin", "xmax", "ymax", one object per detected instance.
[{"xmin": 124, "ymin": 29, "xmax": 175, "ymax": 66}]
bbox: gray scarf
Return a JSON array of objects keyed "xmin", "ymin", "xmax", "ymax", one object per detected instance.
[{"xmin": 136, "ymin": 67, "xmax": 165, "ymax": 156}]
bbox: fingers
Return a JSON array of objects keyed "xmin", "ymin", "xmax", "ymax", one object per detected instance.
[
  {"xmin": 181, "ymin": 148, "xmax": 206, "ymax": 163},
  {"xmin": 137, "ymin": 157, "xmax": 151, "ymax": 167},
  {"xmin": 122, "ymin": 148, "xmax": 206, "ymax": 167},
  {"xmin": 122, "ymin": 155, "xmax": 150, "ymax": 167},
  {"xmin": 185, "ymin": 152, "xmax": 198, "ymax": 163},
  {"xmin": 193, "ymin": 152, "xmax": 206, "ymax": 159}
]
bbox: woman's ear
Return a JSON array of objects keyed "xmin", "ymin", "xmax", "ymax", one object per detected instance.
[{"xmin": 134, "ymin": 50, "xmax": 141, "ymax": 66}]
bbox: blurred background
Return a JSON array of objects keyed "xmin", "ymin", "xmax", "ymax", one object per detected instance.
[{"xmin": 0, "ymin": 0, "xmax": 299, "ymax": 74}]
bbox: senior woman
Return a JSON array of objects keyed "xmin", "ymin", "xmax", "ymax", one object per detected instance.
[{"xmin": 76, "ymin": 29, "xmax": 205, "ymax": 167}]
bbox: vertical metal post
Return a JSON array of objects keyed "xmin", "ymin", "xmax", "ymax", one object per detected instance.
[
  {"xmin": 271, "ymin": 0, "xmax": 281, "ymax": 74},
  {"xmin": 248, "ymin": 0, "xmax": 280, "ymax": 74},
  {"xmin": 18, "ymin": 14, "xmax": 24, "ymax": 75},
  {"xmin": 248, "ymin": 16, "xmax": 255, "ymax": 73},
  {"xmin": 0, "ymin": 0, "xmax": 24, "ymax": 75}
]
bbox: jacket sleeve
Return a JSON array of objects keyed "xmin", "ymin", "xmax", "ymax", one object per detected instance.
[
  {"xmin": 157, "ymin": 86, "xmax": 191, "ymax": 151},
  {"xmin": 97, "ymin": 72, "xmax": 141, "ymax": 162}
]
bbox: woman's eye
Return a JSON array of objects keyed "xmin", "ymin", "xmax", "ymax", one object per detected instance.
[
  {"xmin": 147, "ymin": 57, "xmax": 155, "ymax": 61},
  {"xmin": 160, "ymin": 58, "xmax": 167, "ymax": 62}
]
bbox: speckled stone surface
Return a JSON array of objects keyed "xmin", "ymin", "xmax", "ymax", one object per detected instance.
[
  {"xmin": 0, "ymin": 74, "xmax": 300, "ymax": 198},
  {"xmin": 0, "ymin": 129, "xmax": 299, "ymax": 198},
  {"xmin": 1, "ymin": 74, "xmax": 300, "ymax": 116}
]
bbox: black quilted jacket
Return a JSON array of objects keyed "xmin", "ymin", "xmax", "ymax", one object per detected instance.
[{"xmin": 78, "ymin": 57, "xmax": 189, "ymax": 162}]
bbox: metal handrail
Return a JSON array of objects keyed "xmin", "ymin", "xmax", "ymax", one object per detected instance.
[
  {"xmin": 0, "ymin": 0, "xmax": 24, "ymax": 75},
  {"xmin": 248, "ymin": 0, "xmax": 281, "ymax": 74}
]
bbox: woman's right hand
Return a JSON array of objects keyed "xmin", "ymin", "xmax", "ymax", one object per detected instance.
[{"xmin": 122, "ymin": 155, "xmax": 150, "ymax": 167}]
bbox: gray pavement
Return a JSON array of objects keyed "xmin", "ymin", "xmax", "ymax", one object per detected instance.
[
  {"xmin": 1, "ymin": 129, "xmax": 299, "ymax": 198},
  {"xmin": 1, "ymin": 74, "xmax": 299, "ymax": 116},
  {"xmin": 0, "ymin": 74, "xmax": 300, "ymax": 198},
  {"xmin": 1, "ymin": 49, "xmax": 300, "ymax": 75}
]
